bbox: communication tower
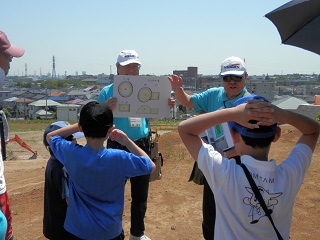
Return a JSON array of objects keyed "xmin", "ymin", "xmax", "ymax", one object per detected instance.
[{"xmin": 52, "ymin": 56, "xmax": 56, "ymax": 80}]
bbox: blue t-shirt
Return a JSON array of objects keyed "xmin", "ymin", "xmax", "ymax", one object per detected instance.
[
  {"xmin": 98, "ymin": 84, "xmax": 149, "ymax": 140},
  {"xmin": 49, "ymin": 136, "xmax": 152, "ymax": 239},
  {"xmin": 191, "ymin": 87, "xmax": 248, "ymax": 112}
]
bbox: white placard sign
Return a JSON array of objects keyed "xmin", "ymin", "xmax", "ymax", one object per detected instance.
[
  {"xmin": 206, "ymin": 122, "xmax": 234, "ymax": 152},
  {"xmin": 113, "ymin": 75, "xmax": 171, "ymax": 118},
  {"xmin": 205, "ymin": 106, "xmax": 234, "ymax": 152}
]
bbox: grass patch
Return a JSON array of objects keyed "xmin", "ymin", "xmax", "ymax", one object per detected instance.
[{"xmin": 7, "ymin": 119, "xmax": 78, "ymax": 132}]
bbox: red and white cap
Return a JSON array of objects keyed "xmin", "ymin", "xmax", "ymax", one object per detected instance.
[{"xmin": 0, "ymin": 30, "xmax": 25, "ymax": 57}]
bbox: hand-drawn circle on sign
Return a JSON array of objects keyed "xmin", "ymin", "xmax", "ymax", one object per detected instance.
[
  {"xmin": 138, "ymin": 87, "xmax": 152, "ymax": 102},
  {"xmin": 118, "ymin": 81, "xmax": 133, "ymax": 98}
]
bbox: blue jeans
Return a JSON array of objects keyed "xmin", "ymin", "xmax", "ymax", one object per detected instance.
[{"xmin": 107, "ymin": 138, "xmax": 150, "ymax": 237}]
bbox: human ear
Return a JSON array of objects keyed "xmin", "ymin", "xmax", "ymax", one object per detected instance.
[
  {"xmin": 107, "ymin": 125, "xmax": 115, "ymax": 134},
  {"xmin": 272, "ymin": 127, "xmax": 281, "ymax": 143},
  {"xmin": 230, "ymin": 129, "xmax": 240, "ymax": 144}
]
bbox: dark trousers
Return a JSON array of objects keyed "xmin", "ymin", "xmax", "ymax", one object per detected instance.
[
  {"xmin": 202, "ymin": 156, "xmax": 240, "ymax": 240},
  {"xmin": 202, "ymin": 177, "xmax": 215, "ymax": 240},
  {"xmin": 107, "ymin": 138, "xmax": 150, "ymax": 237}
]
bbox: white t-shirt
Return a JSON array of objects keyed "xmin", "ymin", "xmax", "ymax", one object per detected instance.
[
  {"xmin": 198, "ymin": 143, "xmax": 312, "ymax": 240},
  {"xmin": 0, "ymin": 110, "xmax": 9, "ymax": 194}
]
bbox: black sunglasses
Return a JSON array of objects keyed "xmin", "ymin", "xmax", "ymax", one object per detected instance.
[{"xmin": 222, "ymin": 75, "xmax": 243, "ymax": 82}]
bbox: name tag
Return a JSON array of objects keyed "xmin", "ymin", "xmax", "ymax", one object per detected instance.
[{"xmin": 129, "ymin": 118, "xmax": 142, "ymax": 127}]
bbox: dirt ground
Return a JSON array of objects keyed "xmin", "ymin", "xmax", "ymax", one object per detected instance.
[{"xmin": 3, "ymin": 124, "xmax": 320, "ymax": 240}]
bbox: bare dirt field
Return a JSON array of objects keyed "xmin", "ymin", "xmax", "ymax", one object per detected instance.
[{"xmin": 3, "ymin": 124, "xmax": 320, "ymax": 240}]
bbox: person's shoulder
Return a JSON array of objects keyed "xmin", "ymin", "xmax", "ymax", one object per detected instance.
[
  {"xmin": 294, "ymin": 142, "xmax": 313, "ymax": 154},
  {"xmin": 98, "ymin": 84, "xmax": 114, "ymax": 99},
  {"xmin": 196, "ymin": 86, "xmax": 221, "ymax": 96},
  {"xmin": 101, "ymin": 83, "xmax": 113, "ymax": 91},
  {"xmin": 206, "ymin": 86, "xmax": 223, "ymax": 94}
]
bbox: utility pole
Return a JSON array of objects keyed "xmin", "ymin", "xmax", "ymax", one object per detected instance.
[{"xmin": 45, "ymin": 89, "xmax": 48, "ymax": 120}]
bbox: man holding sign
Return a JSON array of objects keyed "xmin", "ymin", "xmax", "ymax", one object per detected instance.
[{"xmin": 98, "ymin": 50, "xmax": 174, "ymax": 240}]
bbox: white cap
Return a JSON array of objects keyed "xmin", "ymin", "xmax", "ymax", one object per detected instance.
[
  {"xmin": 117, "ymin": 50, "xmax": 141, "ymax": 66},
  {"xmin": 220, "ymin": 56, "xmax": 246, "ymax": 76}
]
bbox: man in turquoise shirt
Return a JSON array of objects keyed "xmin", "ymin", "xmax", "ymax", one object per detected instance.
[{"xmin": 169, "ymin": 56, "xmax": 249, "ymax": 240}]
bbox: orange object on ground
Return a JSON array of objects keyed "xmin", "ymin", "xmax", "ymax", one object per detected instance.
[{"xmin": 7, "ymin": 134, "xmax": 37, "ymax": 158}]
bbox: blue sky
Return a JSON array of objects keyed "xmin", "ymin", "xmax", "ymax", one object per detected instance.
[{"xmin": 2, "ymin": 0, "xmax": 319, "ymax": 77}]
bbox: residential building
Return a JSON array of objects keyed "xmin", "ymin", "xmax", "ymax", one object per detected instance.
[{"xmin": 28, "ymin": 99, "xmax": 61, "ymax": 119}]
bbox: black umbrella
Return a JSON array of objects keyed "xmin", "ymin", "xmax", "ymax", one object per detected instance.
[{"xmin": 265, "ymin": 0, "xmax": 320, "ymax": 55}]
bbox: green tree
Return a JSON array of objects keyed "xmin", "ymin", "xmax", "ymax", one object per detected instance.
[
  {"xmin": 1, "ymin": 108, "xmax": 9, "ymax": 116},
  {"xmin": 315, "ymin": 112, "xmax": 320, "ymax": 122}
]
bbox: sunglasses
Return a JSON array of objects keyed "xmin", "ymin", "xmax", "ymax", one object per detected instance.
[{"xmin": 222, "ymin": 75, "xmax": 243, "ymax": 82}]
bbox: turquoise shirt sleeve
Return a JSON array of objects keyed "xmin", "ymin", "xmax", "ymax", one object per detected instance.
[{"xmin": 98, "ymin": 84, "xmax": 114, "ymax": 102}]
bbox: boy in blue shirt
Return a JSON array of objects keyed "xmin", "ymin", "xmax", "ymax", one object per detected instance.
[{"xmin": 46, "ymin": 101, "xmax": 155, "ymax": 240}]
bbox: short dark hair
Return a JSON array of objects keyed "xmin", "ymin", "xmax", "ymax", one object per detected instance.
[{"xmin": 79, "ymin": 101, "xmax": 113, "ymax": 138}]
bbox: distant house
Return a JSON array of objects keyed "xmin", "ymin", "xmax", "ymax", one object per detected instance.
[
  {"xmin": 56, "ymin": 104, "xmax": 81, "ymax": 121},
  {"xmin": 97, "ymin": 78, "xmax": 112, "ymax": 86},
  {"xmin": 14, "ymin": 97, "xmax": 34, "ymax": 118},
  {"xmin": 35, "ymin": 109, "xmax": 54, "ymax": 119},
  {"xmin": 28, "ymin": 99, "xmax": 61, "ymax": 119},
  {"xmin": 65, "ymin": 99, "xmax": 82, "ymax": 104},
  {"xmin": 272, "ymin": 96, "xmax": 309, "ymax": 110},
  {"xmin": 47, "ymin": 96, "xmax": 68, "ymax": 103},
  {"xmin": 48, "ymin": 91, "xmax": 65, "ymax": 97},
  {"xmin": 29, "ymin": 94, "xmax": 46, "ymax": 101},
  {"xmin": 66, "ymin": 90, "xmax": 98, "ymax": 101},
  {"xmin": 9, "ymin": 90, "xmax": 27, "ymax": 98},
  {"xmin": 272, "ymin": 96, "xmax": 320, "ymax": 120},
  {"xmin": 75, "ymin": 99, "xmax": 96, "ymax": 113},
  {"xmin": 82, "ymin": 78, "xmax": 97, "ymax": 84},
  {"xmin": 2, "ymin": 97, "xmax": 19, "ymax": 109},
  {"xmin": 66, "ymin": 90, "xmax": 90, "ymax": 100},
  {"xmin": 0, "ymin": 90, "xmax": 11, "ymax": 102}
]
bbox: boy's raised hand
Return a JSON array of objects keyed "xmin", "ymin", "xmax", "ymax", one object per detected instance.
[
  {"xmin": 109, "ymin": 129, "xmax": 129, "ymax": 146},
  {"xmin": 244, "ymin": 99, "xmax": 277, "ymax": 126}
]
